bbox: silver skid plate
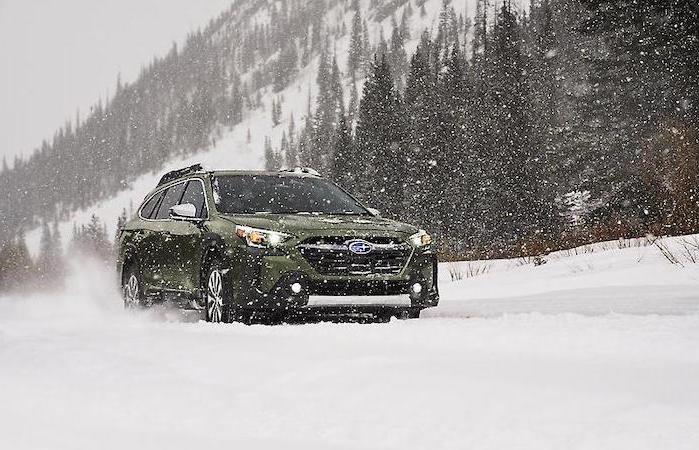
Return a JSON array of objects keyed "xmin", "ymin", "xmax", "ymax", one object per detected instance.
[{"xmin": 307, "ymin": 294, "xmax": 411, "ymax": 306}]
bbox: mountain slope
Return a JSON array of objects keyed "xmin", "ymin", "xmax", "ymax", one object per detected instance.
[{"xmin": 17, "ymin": 0, "xmax": 474, "ymax": 254}]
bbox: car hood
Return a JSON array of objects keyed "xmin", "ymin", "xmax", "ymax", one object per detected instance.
[{"xmin": 218, "ymin": 213, "xmax": 419, "ymax": 237}]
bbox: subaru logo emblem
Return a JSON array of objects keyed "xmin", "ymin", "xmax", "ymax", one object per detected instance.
[{"xmin": 347, "ymin": 239, "xmax": 373, "ymax": 255}]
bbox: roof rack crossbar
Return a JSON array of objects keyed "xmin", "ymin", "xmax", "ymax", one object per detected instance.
[
  {"xmin": 279, "ymin": 167, "xmax": 321, "ymax": 177},
  {"xmin": 157, "ymin": 163, "xmax": 204, "ymax": 186}
]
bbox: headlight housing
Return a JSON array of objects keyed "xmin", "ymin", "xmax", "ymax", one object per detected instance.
[
  {"xmin": 235, "ymin": 225, "xmax": 293, "ymax": 248},
  {"xmin": 409, "ymin": 230, "xmax": 432, "ymax": 248}
]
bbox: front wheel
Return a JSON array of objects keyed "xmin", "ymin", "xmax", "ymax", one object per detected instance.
[
  {"xmin": 397, "ymin": 308, "xmax": 421, "ymax": 320},
  {"xmin": 203, "ymin": 260, "xmax": 229, "ymax": 323}
]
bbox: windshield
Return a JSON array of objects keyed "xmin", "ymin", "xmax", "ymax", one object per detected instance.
[{"xmin": 212, "ymin": 175, "xmax": 369, "ymax": 215}]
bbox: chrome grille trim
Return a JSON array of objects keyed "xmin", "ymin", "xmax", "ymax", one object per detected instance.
[{"xmin": 297, "ymin": 237, "xmax": 412, "ymax": 276}]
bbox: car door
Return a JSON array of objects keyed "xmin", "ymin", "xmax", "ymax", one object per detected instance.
[
  {"xmin": 149, "ymin": 181, "xmax": 187, "ymax": 291},
  {"xmin": 135, "ymin": 189, "xmax": 167, "ymax": 291},
  {"xmin": 163, "ymin": 178, "xmax": 207, "ymax": 293}
]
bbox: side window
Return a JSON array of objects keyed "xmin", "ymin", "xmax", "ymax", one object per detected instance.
[
  {"xmin": 141, "ymin": 191, "xmax": 165, "ymax": 220},
  {"xmin": 154, "ymin": 183, "xmax": 186, "ymax": 220},
  {"xmin": 180, "ymin": 180, "xmax": 207, "ymax": 219}
]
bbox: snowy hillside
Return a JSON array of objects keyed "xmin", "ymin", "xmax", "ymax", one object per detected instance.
[
  {"xmin": 24, "ymin": 0, "xmax": 475, "ymax": 256},
  {"xmin": 2, "ymin": 233, "xmax": 698, "ymax": 449}
]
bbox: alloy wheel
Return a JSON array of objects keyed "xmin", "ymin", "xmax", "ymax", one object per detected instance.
[
  {"xmin": 123, "ymin": 273, "xmax": 140, "ymax": 308},
  {"xmin": 207, "ymin": 269, "xmax": 223, "ymax": 323}
]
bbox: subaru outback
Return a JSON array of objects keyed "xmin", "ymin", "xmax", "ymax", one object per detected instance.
[{"xmin": 116, "ymin": 164, "xmax": 439, "ymax": 323}]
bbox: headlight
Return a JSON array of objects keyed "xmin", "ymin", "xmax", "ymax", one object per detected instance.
[
  {"xmin": 409, "ymin": 230, "xmax": 432, "ymax": 248},
  {"xmin": 235, "ymin": 225, "xmax": 293, "ymax": 248}
]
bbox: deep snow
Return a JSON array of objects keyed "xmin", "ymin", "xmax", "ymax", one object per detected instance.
[{"xmin": 2, "ymin": 235, "xmax": 699, "ymax": 449}]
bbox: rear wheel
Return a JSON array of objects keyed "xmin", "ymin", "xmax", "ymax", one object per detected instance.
[{"xmin": 122, "ymin": 263, "xmax": 143, "ymax": 309}]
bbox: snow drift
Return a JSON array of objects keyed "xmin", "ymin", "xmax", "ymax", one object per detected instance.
[{"xmin": 2, "ymin": 235, "xmax": 699, "ymax": 449}]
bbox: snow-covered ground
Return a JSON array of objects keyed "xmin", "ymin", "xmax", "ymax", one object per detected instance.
[
  {"xmin": 2, "ymin": 235, "xmax": 699, "ymax": 449},
  {"xmin": 434, "ymin": 235, "xmax": 699, "ymax": 317}
]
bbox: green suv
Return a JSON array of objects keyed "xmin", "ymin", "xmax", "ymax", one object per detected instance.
[{"xmin": 116, "ymin": 164, "xmax": 439, "ymax": 323}]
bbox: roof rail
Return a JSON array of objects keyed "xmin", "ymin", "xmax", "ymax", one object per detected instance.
[
  {"xmin": 157, "ymin": 163, "xmax": 204, "ymax": 187},
  {"xmin": 280, "ymin": 167, "xmax": 321, "ymax": 177}
]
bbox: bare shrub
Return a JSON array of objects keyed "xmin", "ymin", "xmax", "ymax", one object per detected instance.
[
  {"xmin": 466, "ymin": 262, "xmax": 492, "ymax": 278},
  {"xmin": 447, "ymin": 262, "xmax": 492, "ymax": 281},
  {"xmin": 448, "ymin": 263, "xmax": 464, "ymax": 281},
  {"xmin": 655, "ymin": 239, "xmax": 682, "ymax": 266},
  {"xmin": 678, "ymin": 237, "xmax": 699, "ymax": 264},
  {"xmin": 654, "ymin": 236, "xmax": 699, "ymax": 267},
  {"xmin": 517, "ymin": 255, "xmax": 548, "ymax": 266}
]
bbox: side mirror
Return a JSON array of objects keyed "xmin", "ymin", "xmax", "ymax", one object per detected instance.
[
  {"xmin": 170, "ymin": 203, "xmax": 198, "ymax": 221},
  {"xmin": 367, "ymin": 207, "xmax": 381, "ymax": 217}
]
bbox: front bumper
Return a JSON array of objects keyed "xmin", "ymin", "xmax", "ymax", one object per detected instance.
[
  {"xmin": 307, "ymin": 294, "xmax": 411, "ymax": 306},
  {"xmin": 229, "ymin": 245, "xmax": 439, "ymax": 312}
]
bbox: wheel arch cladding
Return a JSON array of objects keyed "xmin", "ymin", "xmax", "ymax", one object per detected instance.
[
  {"xmin": 120, "ymin": 244, "xmax": 140, "ymax": 282},
  {"xmin": 200, "ymin": 232, "xmax": 232, "ymax": 275}
]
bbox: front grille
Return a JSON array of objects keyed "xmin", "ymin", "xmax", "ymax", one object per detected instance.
[{"xmin": 297, "ymin": 236, "xmax": 412, "ymax": 276}]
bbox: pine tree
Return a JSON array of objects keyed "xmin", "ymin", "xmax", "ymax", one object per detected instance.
[
  {"xmin": 271, "ymin": 98, "xmax": 281, "ymax": 126},
  {"xmin": 436, "ymin": 43, "xmax": 476, "ymax": 243},
  {"xmin": 487, "ymin": 2, "xmax": 554, "ymax": 245},
  {"xmin": 348, "ymin": 10, "xmax": 366, "ymax": 76},
  {"xmin": 400, "ymin": 8, "xmax": 411, "ymax": 40},
  {"xmin": 0, "ymin": 240, "xmax": 10, "ymax": 291},
  {"xmin": 361, "ymin": 20, "xmax": 371, "ymax": 68},
  {"xmin": 331, "ymin": 114, "xmax": 354, "ymax": 186},
  {"xmin": 298, "ymin": 89, "xmax": 315, "ymax": 166},
  {"xmin": 279, "ymin": 131, "xmax": 290, "ymax": 168},
  {"xmin": 348, "ymin": 74, "xmax": 360, "ymax": 125},
  {"xmin": 311, "ymin": 53, "xmax": 344, "ymax": 174},
  {"xmin": 115, "ymin": 208, "xmax": 128, "ymax": 242},
  {"xmin": 37, "ymin": 222, "xmax": 53, "ymax": 280},
  {"xmin": 3, "ymin": 231, "xmax": 33, "ymax": 291},
  {"xmin": 579, "ymin": 0, "xmax": 699, "ymax": 233},
  {"xmin": 228, "ymin": 72, "xmax": 244, "ymax": 125},
  {"xmin": 389, "ymin": 24, "xmax": 409, "ymax": 92},
  {"xmin": 286, "ymin": 114, "xmax": 299, "ymax": 168},
  {"xmin": 273, "ymin": 41, "xmax": 299, "ymax": 92},
  {"xmin": 264, "ymin": 136, "xmax": 282, "ymax": 171},
  {"xmin": 402, "ymin": 35, "xmax": 440, "ymax": 230},
  {"xmin": 354, "ymin": 55, "xmax": 404, "ymax": 216}
]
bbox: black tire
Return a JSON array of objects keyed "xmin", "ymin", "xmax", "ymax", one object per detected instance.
[
  {"xmin": 397, "ymin": 308, "xmax": 421, "ymax": 320},
  {"xmin": 374, "ymin": 312, "xmax": 393, "ymax": 323},
  {"xmin": 229, "ymin": 307, "xmax": 253, "ymax": 325},
  {"xmin": 122, "ymin": 261, "xmax": 144, "ymax": 309}
]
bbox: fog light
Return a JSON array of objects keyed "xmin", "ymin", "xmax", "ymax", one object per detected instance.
[
  {"xmin": 291, "ymin": 282, "xmax": 302, "ymax": 294},
  {"xmin": 411, "ymin": 283, "xmax": 423, "ymax": 294}
]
